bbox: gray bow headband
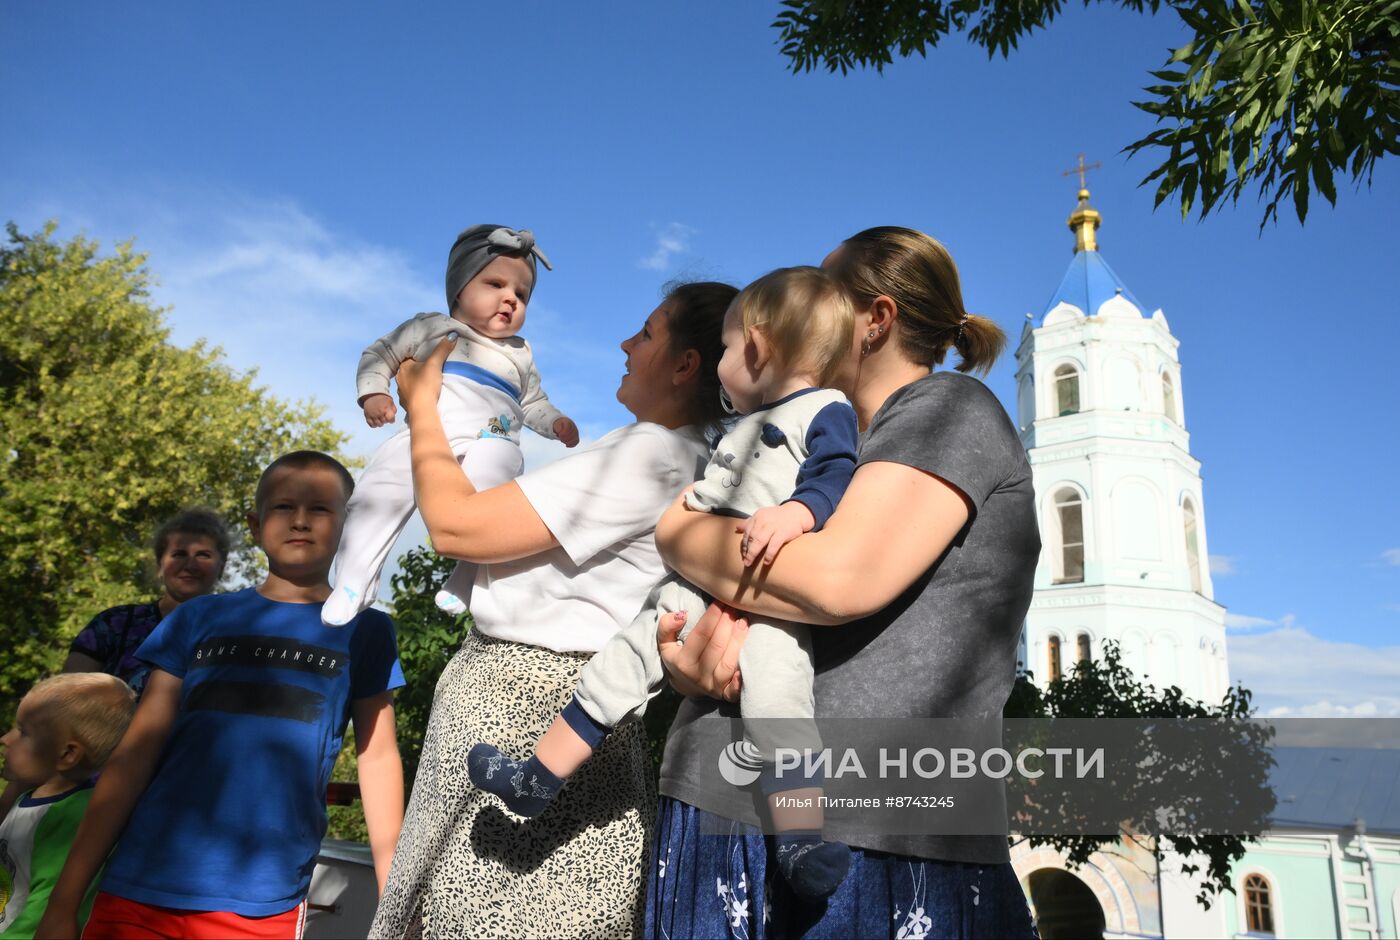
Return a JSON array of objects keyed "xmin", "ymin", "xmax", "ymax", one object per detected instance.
[{"xmin": 445, "ymin": 224, "xmax": 553, "ymax": 311}]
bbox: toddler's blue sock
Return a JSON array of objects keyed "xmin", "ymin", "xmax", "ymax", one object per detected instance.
[
  {"xmin": 776, "ymin": 830, "xmax": 850, "ymax": 902},
  {"xmin": 466, "ymin": 744, "xmax": 562, "ymax": 817}
]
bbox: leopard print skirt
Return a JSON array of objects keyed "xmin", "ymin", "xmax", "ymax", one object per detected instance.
[{"xmin": 370, "ymin": 630, "xmax": 654, "ymax": 939}]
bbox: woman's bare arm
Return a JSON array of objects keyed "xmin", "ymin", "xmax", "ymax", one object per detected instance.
[
  {"xmin": 397, "ymin": 336, "xmax": 560, "ymax": 564},
  {"xmin": 657, "ymin": 460, "xmax": 970, "ymax": 625}
]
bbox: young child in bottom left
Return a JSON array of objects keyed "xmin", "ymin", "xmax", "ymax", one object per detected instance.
[
  {"xmin": 0, "ymin": 674, "xmax": 136, "ymax": 938},
  {"xmin": 36, "ymin": 451, "xmax": 406, "ymax": 940}
]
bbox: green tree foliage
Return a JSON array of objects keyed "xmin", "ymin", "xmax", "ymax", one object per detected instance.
[
  {"xmin": 0, "ymin": 221, "xmax": 347, "ymax": 713},
  {"xmin": 1004, "ymin": 641, "xmax": 1276, "ymax": 908},
  {"xmin": 383, "ymin": 545, "xmax": 471, "ymax": 790},
  {"xmin": 773, "ymin": 0, "xmax": 1400, "ymax": 225}
]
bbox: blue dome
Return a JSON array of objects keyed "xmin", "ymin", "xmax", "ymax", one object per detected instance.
[{"xmin": 1042, "ymin": 250, "xmax": 1145, "ymax": 319}]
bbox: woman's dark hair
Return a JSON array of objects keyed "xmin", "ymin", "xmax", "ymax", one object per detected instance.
[
  {"xmin": 153, "ymin": 508, "xmax": 231, "ymax": 565},
  {"xmin": 661, "ymin": 279, "xmax": 738, "ymax": 427}
]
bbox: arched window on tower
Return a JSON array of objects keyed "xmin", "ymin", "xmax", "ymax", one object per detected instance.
[
  {"xmin": 1054, "ymin": 364, "xmax": 1080, "ymax": 416},
  {"xmin": 1053, "ymin": 489, "xmax": 1085, "ymax": 583},
  {"xmin": 1047, "ymin": 635, "xmax": 1062, "ymax": 682},
  {"xmin": 1161, "ymin": 371, "xmax": 1178, "ymax": 423},
  {"xmin": 1242, "ymin": 873, "xmax": 1275, "ymax": 935},
  {"xmin": 1183, "ymin": 498, "xmax": 1203, "ymax": 593},
  {"xmin": 1076, "ymin": 632, "xmax": 1091, "ymax": 666}
]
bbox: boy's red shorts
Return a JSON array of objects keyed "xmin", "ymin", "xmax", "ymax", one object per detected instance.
[{"xmin": 82, "ymin": 891, "xmax": 308, "ymax": 939}]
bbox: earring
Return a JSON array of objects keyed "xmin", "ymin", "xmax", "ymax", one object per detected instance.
[{"xmin": 862, "ymin": 327, "xmax": 881, "ymax": 357}]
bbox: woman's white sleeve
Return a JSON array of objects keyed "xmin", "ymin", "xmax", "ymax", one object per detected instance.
[{"xmin": 515, "ymin": 425, "xmax": 682, "ymax": 565}]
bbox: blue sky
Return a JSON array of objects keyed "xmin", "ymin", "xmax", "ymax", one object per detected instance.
[{"xmin": 4, "ymin": 1, "xmax": 1397, "ymax": 716}]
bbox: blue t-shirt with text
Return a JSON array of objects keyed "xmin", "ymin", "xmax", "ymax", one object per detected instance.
[{"xmin": 100, "ymin": 588, "xmax": 404, "ymax": 916}]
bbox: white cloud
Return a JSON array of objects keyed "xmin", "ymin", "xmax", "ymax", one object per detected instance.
[
  {"xmin": 1208, "ymin": 554, "xmax": 1237, "ymax": 576},
  {"xmin": 1230, "ymin": 624, "xmax": 1400, "ymax": 717},
  {"xmin": 1263, "ymin": 701, "xmax": 1381, "ymax": 718},
  {"xmin": 147, "ymin": 201, "xmax": 444, "ymax": 460},
  {"xmin": 1225, "ymin": 611, "xmax": 1294, "ymax": 631},
  {"xmin": 1382, "ymin": 548, "xmax": 1400, "ymax": 566},
  {"xmin": 637, "ymin": 222, "xmax": 696, "ymax": 271}
]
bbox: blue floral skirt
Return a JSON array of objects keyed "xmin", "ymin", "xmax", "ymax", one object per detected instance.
[{"xmin": 645, "ymin": 797, "xmax": 1037, "ymax": 939}]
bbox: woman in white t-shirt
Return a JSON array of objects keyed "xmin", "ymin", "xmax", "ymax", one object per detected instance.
[{"xmin": 369, "ymin": 281, "xmax": 736, "ymax": 940}]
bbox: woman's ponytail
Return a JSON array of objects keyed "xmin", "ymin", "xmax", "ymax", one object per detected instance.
[
  {"xmin": 952, "ymin": 313, "xmax": 1005, "ymax": 376},
  {"xmin": 831, "ymin": 227, "xmax": 1007, "ymax": 375}
]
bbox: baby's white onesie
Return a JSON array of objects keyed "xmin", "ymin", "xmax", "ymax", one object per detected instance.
[{"xmin": 323, "ymin": 313, "xmax": 564, "ymax": 626}]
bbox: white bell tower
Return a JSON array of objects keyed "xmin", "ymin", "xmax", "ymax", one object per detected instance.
[{"xmin": 1015, "ymin": 167, "xmax": 1229, "ymax": 704}]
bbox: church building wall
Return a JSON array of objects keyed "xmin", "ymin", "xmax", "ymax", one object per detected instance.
[
  {"xmin": 1224, "ymin": 837, "xmax": 1341, "ymax": 938},
  {"xmin": 1373, "ymin": 840, "xmax": 1400, "ymax": 939},
  {"xmin": 1015, "ymin": 195, "xmax": 1228, "ymax": 704},
  {"xmin": 1159, "ymin": 849, "xmax": 1229, "ymax": 939}
]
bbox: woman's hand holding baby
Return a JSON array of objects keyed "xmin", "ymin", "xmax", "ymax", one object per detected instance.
[
  {"xmin": 740, "ymin": 501, "xmax": 815, "ymax": 567},
  {"xmin": 395, "ymin": 333, "xmax": 455, "ymax": 414},
  {"xmin": 554, "ymin": 416, "xmax": 580, "ymax": 447},
  {"xmin": 658, "ymin": 603, "xmax": 745, "ymax": 703},
  {"xmin": 362, "ymin": 394, "xmax": 398, "ymax": 427}
]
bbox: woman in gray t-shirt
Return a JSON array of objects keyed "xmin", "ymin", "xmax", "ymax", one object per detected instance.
[{"xmin": 649, "ymin": 227, "xmax": 1041, "ymax": 938}]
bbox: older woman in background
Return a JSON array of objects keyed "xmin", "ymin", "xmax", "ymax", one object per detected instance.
[
  {"xmin": 0, "ymin": 508, "xmax": 230, "ymax": 819},
  {"xmin": 64, "ymin": 508, "xmax": 230, "ymax": 695}
]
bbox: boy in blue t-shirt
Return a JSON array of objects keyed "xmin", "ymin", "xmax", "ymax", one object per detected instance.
[{"xmin": 38, "ymin": 451, "xmax": 406, "ymax": 939}]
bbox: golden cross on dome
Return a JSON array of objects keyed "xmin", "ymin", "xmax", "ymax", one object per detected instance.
[{"xmin": 1062, "ymin": 153, "xmax": 1102, "ymax": 192}]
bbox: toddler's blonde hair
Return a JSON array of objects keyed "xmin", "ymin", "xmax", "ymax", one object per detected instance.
[
  {"xmin": 26, "ymin": 673, "xmax": 137, "ymax": 778},
  {"xmin": 731, "ymin": 266, "xmax": 854, "ymax": 385}
]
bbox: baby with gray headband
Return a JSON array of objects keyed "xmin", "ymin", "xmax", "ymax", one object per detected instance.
[{"xmin": 322, "ymin": 225, "xmax": 577, "ymax": 627}]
